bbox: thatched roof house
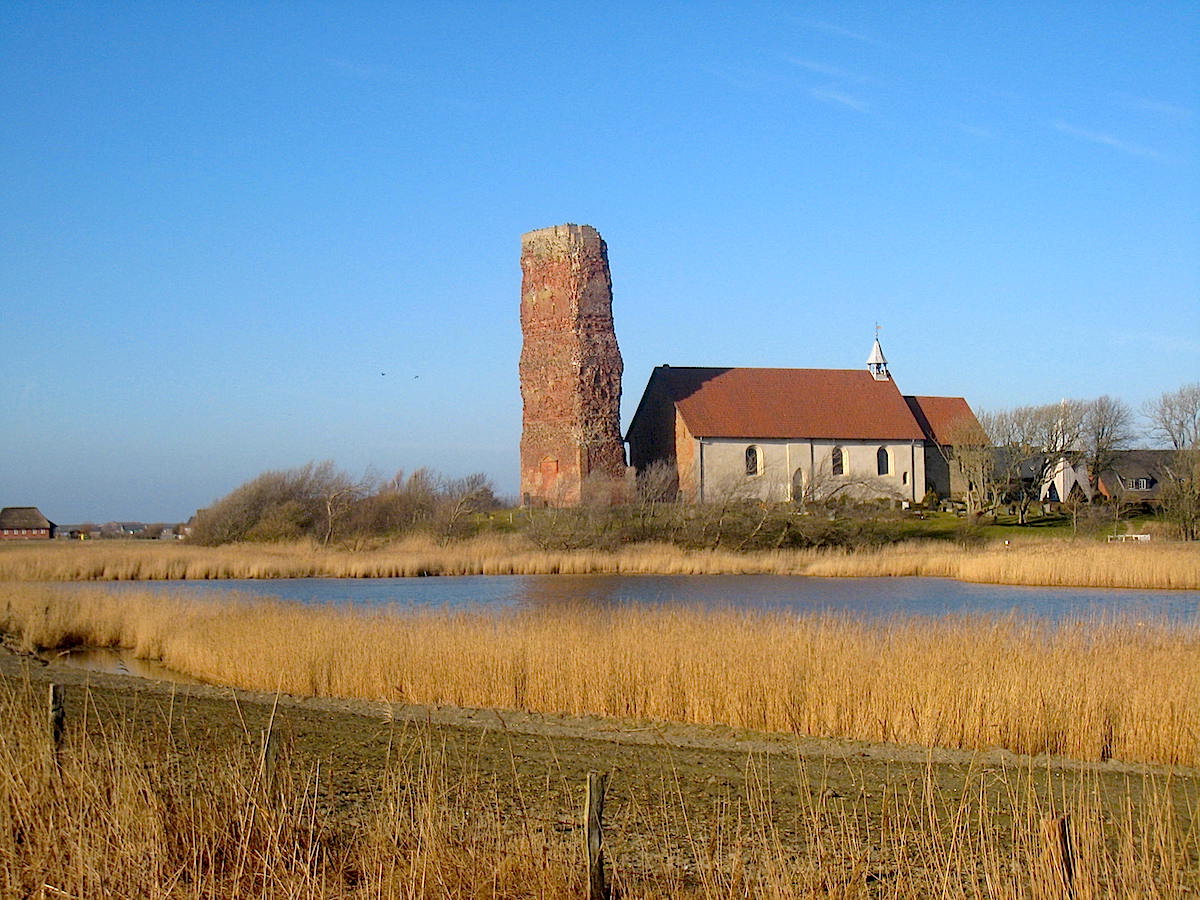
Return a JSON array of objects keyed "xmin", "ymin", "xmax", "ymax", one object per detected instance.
[{"xmin": 0, "ymin": 506, "xmax": 56, "ymax": 540}]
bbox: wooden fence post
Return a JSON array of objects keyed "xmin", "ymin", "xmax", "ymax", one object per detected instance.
[
  {"xmin": 48, "ymin": 684, "xmax": 65, "ymax": 771},
  {"xmin": 1040, "ymin": 813, "xmax": 1076, "ymax": 899},
  {"xmin": 584, "ymin": 771, "xmax": 609, "ymax": 900}
]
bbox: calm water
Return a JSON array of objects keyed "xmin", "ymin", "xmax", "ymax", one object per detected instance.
[
  {"xmin": 98, "ymin": 574, "xmax": 1200, "ymax": 623},
  {"xmin": 45, "ymin": 575, "xmax": 1198, "ymax": 681}
]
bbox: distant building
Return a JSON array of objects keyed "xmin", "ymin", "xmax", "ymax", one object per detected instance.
[
  {"xmin": 625, "ymin": 338, "xmax": 981, "ymax": 504},
  {"xmin": 0, "ymin": 506, "xmax": 56, "ymax": 540},
  {"xmin": 1095, "ymin": 450, "xmax": 1179, "ymax": 507}
]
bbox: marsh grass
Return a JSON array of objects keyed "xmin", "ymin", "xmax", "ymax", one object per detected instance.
[
  {"xmin": 1, "ymin": 676, "xmax": 1196, "ymax": 898},
  {"xmin": 805, "ymin": 540, "xmax": 1200, "ymax": 589},
  {"xmin": 4, "ymin": 584, "xmax": 1199, "ymax": 766},
  {"xmin": 2, "ymin": 535, "xmax": 1196, "ymax": 588}
]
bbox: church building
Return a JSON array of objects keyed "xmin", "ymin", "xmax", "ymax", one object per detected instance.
[{"xmin": 625, "ymin": 339, "xmax": 980, "ymax": 505}]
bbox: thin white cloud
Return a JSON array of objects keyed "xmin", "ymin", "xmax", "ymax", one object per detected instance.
[
  {"xmin": 810, "ymin": 87, "xmax": 869, "ymax": 113},
  {"xmin": 1115, "ymin": 93, "xmax": 1194, "ymax": 119},
  {"xmin": 799, "ymin": 19, "xmax": 882, "ymax": 45},
  {"xmin": 1052, "ymin": 120, "xmax": 1165, "ymax": 162},
  {"xmin": 788, "ymin": 58, "xmax": 854, "ymax": 80}
]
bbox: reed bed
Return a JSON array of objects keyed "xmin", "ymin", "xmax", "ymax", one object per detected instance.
[
  {"xmin": 4, "ymin": 584, "xmax": 1199, "ymax": 767},
  {"xmin": 805, "ymin": 540, "xmax": 1200, "ymax": 589},
  {"xmin": 3, "ymin": 534, "xmax": 1199, "ymax": 588},
  {"xmin": 2, "ymin": 674, "xmax": 1196, "ymax": 898},
  {"xmin": 0, "ymin": 535, "xmax": 811, "ymax": 581}
]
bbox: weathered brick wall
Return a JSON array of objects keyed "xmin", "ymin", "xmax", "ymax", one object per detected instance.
[{"xmin": 519, "ymin": 224, "xmax": 626, "ymax": 506}]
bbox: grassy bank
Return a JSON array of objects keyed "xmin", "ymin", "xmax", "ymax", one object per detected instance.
[
  {"xmin": 4, "ymin": 661, "xmax": 1198, "ymax": 897},
  {"xmin": 4, "ymin": 584, "xmax": 1198, "ymax": 766},
  {"xmin": 2, "ymin": 534, "xmax": 1199, "ymax": 588}
]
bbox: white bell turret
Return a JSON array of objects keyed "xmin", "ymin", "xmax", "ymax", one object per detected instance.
[{"xmin": 866, "ymin": 330, "xmax": 890, "ymax": 381}]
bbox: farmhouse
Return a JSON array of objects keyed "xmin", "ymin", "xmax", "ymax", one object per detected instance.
[
  {"xmin": 625, "ymin": 339, "xmax": 981, "ymax": 505},
  {"xmin": 1094, "ymin": 449, "xmax": 1178, "ymax": 507},
  {"xmin": 0, "ymin": 506, "xmax": 56, "ymax": 540}
]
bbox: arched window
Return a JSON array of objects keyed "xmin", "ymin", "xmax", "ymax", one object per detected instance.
[
  {"xmin": 791, "ymin": 467, "xmax": 807, "ymax": 500},
  {"xmin": 831, "ymin": 446, "xmax": 845, "ymax": 477},
  {"xmin": 877, "ymin": 446, "xmax": 890, "ymax": 476},
  {"xmin": 745, "ymin": 445, "xmax": 761, "ymax": 477}
]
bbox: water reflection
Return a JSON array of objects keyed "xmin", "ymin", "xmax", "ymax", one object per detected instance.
[
  {"xmin": 42, "ymin": 647, "xmax": 202, "ymax": 684},
  {"xmin": 83, "ymin": 574, "xmax": 1200, "ymax": 623},
  {"xmin": 40, "ymin": 576, "xmax": 1199, "ymax": 683}
]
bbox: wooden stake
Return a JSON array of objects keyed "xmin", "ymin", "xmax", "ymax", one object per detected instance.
[
  {"xmin": 584, "ymin": 771, "xmax": 609, "ymax": 900},
  {"xmin": 48, "ymin": 684, "xmax": 65, "ymax": 770},
  {"xmin": 1040, "ymin": 813, "xmax": 1076, "ymax": 899}
]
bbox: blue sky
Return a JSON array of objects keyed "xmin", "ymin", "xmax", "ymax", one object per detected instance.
[{"xmin": 2, "ymin": 2, "xmax": 1197, "ymax": 522}]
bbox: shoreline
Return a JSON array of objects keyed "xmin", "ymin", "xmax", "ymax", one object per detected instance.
[
  {"xmin": 5, "ymin": 583, "xmax": 1198, "ymax": 767},
  {"xmin": 5, "ymin": 642, "xmax": 1194, "ymax": 781},
  {"xmin": 1, "ymin": 536, "xmax": 1198, "ymax": 589}
]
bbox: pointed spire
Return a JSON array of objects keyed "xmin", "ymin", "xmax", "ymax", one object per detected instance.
[{"xmin": 867, "ymin": 324, "xmax": 889, "ymax": 381}]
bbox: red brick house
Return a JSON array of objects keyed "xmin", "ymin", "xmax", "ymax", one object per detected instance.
[{"xmin": 0, "ymin": 506, "xmax": 56, "ymax": 540}]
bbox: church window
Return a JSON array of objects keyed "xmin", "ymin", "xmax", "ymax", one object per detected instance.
[
  {"xmin": 745, "ymin": 445, "xmax": 762, "ymax": 477},
  {"xmin": 831, "ymin": 446, "xmax": 845, "ymax": 477},
  {"xmin": 876, "ymin": 447, "xmax": 890, "ymax": 476},
  {"xmin": 791, "ymin": 468, "xmax": 807, "ymax": 500}
]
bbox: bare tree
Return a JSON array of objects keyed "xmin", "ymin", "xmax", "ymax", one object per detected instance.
[
  {"xmin": 312, "ymin": 461, "xmax": 368, "ymax": 546},
  {"xmin": 1145, "ymin": 383, "xmax": 1200, "ymax": 450},
  {"xmin": 986, "ymin": 401, "xmax": 1086, "ymax": 525},
  {"xmin": 1145, "ymin": 384, "xmax": 1200, "ymax": 540},
  {"xmin": 1160, "ymin": 453, "xmax": 1200, "ymax": 541},
  {"xmin": 635, "ymin": 459, "xmax": 679, "ymax": 504},
  {"xmin": 944, "ymin": 415, "xmax": 998, "ymax": 517},
  {"xmin": 436, "ymin": 472, "xmax": 498, "ymax": 539},
  {"xmin": 786, "ymin": 457, "xmax": 905, "ymax": 511},
  {"xmin": 1081, "ymin": 395, "xmax": 1136, "ymax": 499}
]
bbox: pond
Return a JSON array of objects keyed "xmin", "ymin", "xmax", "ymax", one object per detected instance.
[
  {"xmin": 43, "ymin": 575, "xmax": 1198, "ymax": 682},
  {"xmin": 90, "ymin": 574, "xmax": 1200, "ymax": 623}
]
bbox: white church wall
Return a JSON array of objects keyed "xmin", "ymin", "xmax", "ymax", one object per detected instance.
[{"xmin": 696, "ymin": 438, "xmax": 925, "ymax": 504}]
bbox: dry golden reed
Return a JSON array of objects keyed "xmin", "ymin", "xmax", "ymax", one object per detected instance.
[
  {"xmin": 1, "ymin": 674, "xmax": 1196, "ymax": 898},
  {"xmin": 5, "ymin": 584, "xmax": 1198, "ymax": 766},
  {"xmin": 805, "ymin": 540, "xmax": 1200, "ymax": 589},
  {"xmin": 2, "ymin": 534, "xmax": 1198, "ymax": 588}
]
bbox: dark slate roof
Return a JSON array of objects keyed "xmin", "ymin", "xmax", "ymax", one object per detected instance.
[
  {"xmin": 631, "ymin": 367, "xmax": 927, "ymax": 441},
  {"xmin": 903, "ymin": 396, "xmax": 984, "ymax": 445},
  {"xmin": 1096, "ymin": 449, "xmax": 1180, "ymax": 499},
  {"xmin": 0, "ymin": 507, "xmax": 55, "ymax": 529}
]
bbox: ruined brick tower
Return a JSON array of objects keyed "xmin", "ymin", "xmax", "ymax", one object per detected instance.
[{"xmin": 519, "ymin": 224, "xmax": 626, "ymax": 507}]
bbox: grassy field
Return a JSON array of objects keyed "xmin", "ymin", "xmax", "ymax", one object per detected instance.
[
  {"xmin": 4, "ymin": 583, "xmax": 1198, "ymax": 767},
  {"xmin": 1, "ymin": 533, "xmax": 1198, "ymax": 588},
  {"xmin": 3, "ymin": 650, "xmax": 1197, "ymax": 898}
]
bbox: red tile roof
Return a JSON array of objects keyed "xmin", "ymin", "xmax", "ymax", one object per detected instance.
[
  {"xmin": 641, "ymin": 367, "xmax": 928, "ymax": 440},
  {"xmin": 903, "ymin": 396, "xmax": 983, "ymax": 445}
]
